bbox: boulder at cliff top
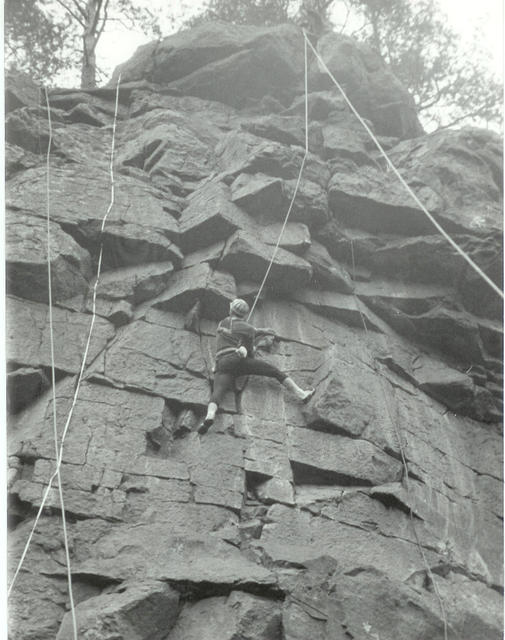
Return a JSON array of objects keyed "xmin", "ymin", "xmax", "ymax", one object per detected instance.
[
  {"xmin": 312, "ymin": 32, "xmax": 423, "ymax": 139},
  {"xmin": 112, "ymin": 22, "xmax": 303, "ymax": 108}
]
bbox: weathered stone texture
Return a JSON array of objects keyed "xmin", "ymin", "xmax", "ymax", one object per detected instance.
[
  {"xmin": 6, "ymin": 20, "xmax": 502, "ymax": 640},
  {"xmin": 6, "ymin": 296, "xmax": 115, "ymax": 375},
  {"xmin": 56, "ymin": 581, "xmax": 180, "ymax": 640}
]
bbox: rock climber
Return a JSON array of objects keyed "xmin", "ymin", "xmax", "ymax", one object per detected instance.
[{"xmin": 199, "ymin": 298, "xmax": 315, "ymax": 434}]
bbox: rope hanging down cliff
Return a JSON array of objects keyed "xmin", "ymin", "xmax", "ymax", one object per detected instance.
[
  {"xmin": 8, "ymin": 76, "xmax": 123, "ymax": 624},
  {"xmin": 246, "ymin": 31, "xmax": 463, "ymax": 639},
  {"xmin": 306, "ymin": 34, "xmax": 461, "ymax": 640},
  {"xmin": 247, "ymin": 34, "xmax": 310, "ymax": 321},
  {"xmin": 43, "ymin": 86, "xmax": 78, "ymax": 640},
  {"xmin": 303, "ymin": 32, "xmax": 503, "ymax": 302},
  {"xmin": 9, "ymin": 31, "xmax": 495, "ymax": 640},
  {"xmin": 248, "ymin": 32, "xmax": 502, "ymax": 320},
  {"xmin": 349, "ymin": 262, "xmax": 451, "ymax": 640}
]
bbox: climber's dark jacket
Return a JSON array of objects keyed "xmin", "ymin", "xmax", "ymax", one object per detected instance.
[
  {"xmin": 211, "ymin": 316, "xmax": 285, "ymax": 405},
  {"xmin": 215, "ymin": 316, "xmax": 257, "ymax": 358}
]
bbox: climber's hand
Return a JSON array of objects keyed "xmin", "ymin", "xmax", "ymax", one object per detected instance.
[{"xmin": 236, "ymin": 346, "xmax": 248, "ymax": 359}]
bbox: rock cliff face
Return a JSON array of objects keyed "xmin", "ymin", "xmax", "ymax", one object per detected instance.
[{"xmin": 6, "ymin": 21, "xmax": 503, "ymax": 640}]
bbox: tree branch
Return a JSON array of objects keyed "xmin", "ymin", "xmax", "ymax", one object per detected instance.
[
  {"xmin": 338, "ymin": 3, "xmax": 351, "ymax": 33},
  {"xmin": 91, "ymin": 0, "xmax": 110, "ymax": 52},
  {"xmin": 417, "ymin": 81, "xmax": 447, "ymax": 111},
  {"xmin": 350, "ymin": 17, "xmax": 370, "ymax": 38},
  {"xmin": 435, "ymin": 106, "xmax": 489, "ymax": 131},
  {"xmin": 104, "ymin": 16, "xmax": 132, "ymax": 29},
  {"xmin": 68, "ymin": 0, "xmax": 88, "ymax": 18},
  {"xmin": 90, "ymin": 0, "xmax": 104, "ymax": 33},
  {"xmin": 53, "ymin": 0, "xmax": 85, "ymax": 26}
]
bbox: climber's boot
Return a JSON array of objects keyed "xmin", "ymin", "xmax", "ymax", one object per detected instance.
[
  {"xmin": 198, "ymin": 402, "xmax": 217, "ymax": 435},
  {"xmin": 283, "ymin": 377, "xmax": 315, "ymax": 403}
]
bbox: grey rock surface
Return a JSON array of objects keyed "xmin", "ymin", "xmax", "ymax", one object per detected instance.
[
  {"xmin": 6, "ymin": 208, "xmax": 92, "ymax": 303},
  {"xmin": 313, "ymin": 33, "xmax": 423, "ymax": 139},
  {"xmin": 56, "ymin": 581, "xmax": 180, "ymax": 640},
  {"xmin": 6, "ymin": 21, "xmax": 502, "ymax": 640}
]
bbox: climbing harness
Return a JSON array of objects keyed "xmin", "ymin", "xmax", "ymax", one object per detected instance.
[{"xmin": 8, "ymin": 76, "xmax": 123, "ymax": 631}]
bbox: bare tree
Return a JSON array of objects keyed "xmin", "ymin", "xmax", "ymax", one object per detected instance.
[{"xmin": 6, "ymin": 0, "xmax": 160, "ymax": 88}]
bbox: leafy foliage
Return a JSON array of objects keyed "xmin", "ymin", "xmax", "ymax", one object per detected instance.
[
  {"xmin": 5, "ymin": 0, "xmax": 502, "ymax": 129},
  {"xmin": 5, "ymin": 0, "xmax": 160, "ymax": 88},
  {"xmin": 344, "ymin": 0, "xmax": 502, "ymax": 129},
  {"xmin": 186, "ymin": 0, "xmax": 293, "ymax": 27},
  {"xmin": 185, "ymin": 0, "xmax": 502, "ymax": 130},
  {"xmin": 5, "ymin": 0, "xmax": 77, "ymax": 85}
]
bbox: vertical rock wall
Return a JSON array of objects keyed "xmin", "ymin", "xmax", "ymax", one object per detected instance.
[{"xmin": 6, "ymin": 22, "xmax": 503, "ymax": 640}]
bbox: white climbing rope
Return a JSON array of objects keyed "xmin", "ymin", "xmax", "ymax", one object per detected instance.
[
  {"xmin": 8, "ymin": 75, "xmax": 122, "ymax": 607},
  {"xmin": 247, "ymin": 34, "xmax": 310, "ymax": 321},
  {"xmin": 303, "ymin": 33, "xmax": 503, "ymax": 301},
  {"xmin": 299, "ymin": 34, "xmax": 456, "ymax": 634},
  {"xmin": 382, "ymin": 377, "xmax": 451, "ymax": 640},
  {"xmin": 44, "ymin": 88, "xmax": 78, "ymax": 640},
  {"xmin": 349, "ymin": 241, "xmax": 450, "ymax": 639}
]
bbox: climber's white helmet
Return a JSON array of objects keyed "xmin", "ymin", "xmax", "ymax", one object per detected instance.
[{"xmin": 230, "ymin": 298, "xmax": 249, "ymax": 318}]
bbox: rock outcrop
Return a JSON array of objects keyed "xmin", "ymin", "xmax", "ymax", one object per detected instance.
[{"xmin": 6, "ymin": 21, "xmax": 503, "ymax": 640}]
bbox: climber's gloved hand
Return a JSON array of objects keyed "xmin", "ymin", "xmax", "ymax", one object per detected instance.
[{"xmin": 236, "ymin": 346, "xmax": 248, "ymax": 359}]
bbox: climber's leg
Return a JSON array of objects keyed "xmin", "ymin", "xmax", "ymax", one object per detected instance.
[
  {"xmin": 198, "ymin": 402, "xmax": 218, "ymax": 434},
  {"xmin": 282, "ymin": 377, "xmax": 315, "ymax": 403},
  {"xmin": 210, "ymin": 371, "xmax": 235, "ymax": 405},
  {"xmin": 198, "ymin": 368, "xmax": 235, "ymax": 435},
  {"xmin": 237, "ymin": 358, "xmax": 314, "ymax": 402},
  {"xmin": 236, "ymin": 357, "xmax": 288, "ymax": 381}
]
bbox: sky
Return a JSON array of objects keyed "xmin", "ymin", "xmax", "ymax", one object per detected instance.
[{"xmin": 92, "ymin": 0, "xmax": 503, "ymax": 85}]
